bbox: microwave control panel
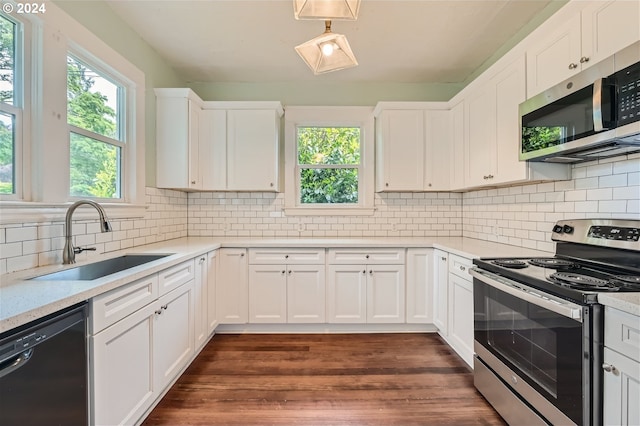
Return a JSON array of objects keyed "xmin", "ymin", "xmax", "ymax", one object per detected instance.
[{"xmin": 616, "ymin": 61, "xmax": 640, "ymax": 126}]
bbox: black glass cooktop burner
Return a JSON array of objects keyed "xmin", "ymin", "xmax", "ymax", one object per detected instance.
[
  {"xmin": 529, "ymin": 258, "xmax": 580, "ymax": 269},
  {"xmin": 491, "ymin": 259, "xmax": 528, "ymax": 269},
  {"xmin": 550, "ymin": 272, "xmax": 619, "ymax": 291}
]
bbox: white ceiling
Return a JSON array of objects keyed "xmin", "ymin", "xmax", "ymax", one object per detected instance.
[{"xmin": 107, "ymin": 0, "xmax": 555, "ymax": 84}]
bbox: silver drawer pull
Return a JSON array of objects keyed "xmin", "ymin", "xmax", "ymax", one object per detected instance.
[{"xmin": 602, "ymin": 363, "xmax": 619, "ymax": 375}]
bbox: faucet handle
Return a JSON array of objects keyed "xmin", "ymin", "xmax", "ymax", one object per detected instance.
[{"xmin": 74, "ymin": 247, "xmax": 97, "ymax": 254}]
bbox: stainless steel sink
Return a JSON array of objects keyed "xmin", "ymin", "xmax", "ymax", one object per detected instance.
[{"xmin": 31, "ymin": 254, "xmax": 172, "ymax": 281}]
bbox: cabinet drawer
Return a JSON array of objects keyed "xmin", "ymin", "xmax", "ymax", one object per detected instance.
[
  {"xmin": 248, "ymin": 248, "xmax": 325, "ymax": 265},
  {"xmin": 90, "ymin": 274, "xmax": 159, "ymax": 334},
  {"xmin": 448, "ymin": 254, "xmax": 473, "ymax": 280},
  {"xmin": 605, "ymin": 306, "xmax": 640, "ymax": 360},
  {"xmin": 159, "ymin": 259, "xmax": 195, "ymax": 296},
  {"xmin": 328, "ymin": 249, "xmax": 405, "ymax": 264}
]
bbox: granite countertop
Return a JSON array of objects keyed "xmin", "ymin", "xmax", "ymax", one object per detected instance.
[{"xmin": 0, "ymin": 236, "xmax": 554, "ymax": 334}]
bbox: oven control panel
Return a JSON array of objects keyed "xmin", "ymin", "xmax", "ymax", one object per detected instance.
[{"xmin": 588, "ymin": 225, "xmax": 640, "ymax": 241}]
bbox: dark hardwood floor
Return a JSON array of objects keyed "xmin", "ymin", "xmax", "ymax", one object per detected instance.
[{"xmin": 143, "ymin": 333, "xmax": 505, "ymax": 425}]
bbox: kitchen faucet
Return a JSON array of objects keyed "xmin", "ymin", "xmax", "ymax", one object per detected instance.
[{"xmin": 63, "ymin": 200, "xmax": 112, "ymax": 264}]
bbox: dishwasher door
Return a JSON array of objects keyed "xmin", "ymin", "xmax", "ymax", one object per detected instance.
[{"xmin": 0, "ymin": 302, "xmax": 88, "ymax": 426}]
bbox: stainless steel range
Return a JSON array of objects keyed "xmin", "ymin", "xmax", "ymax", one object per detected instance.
[{"xmin": 471, "ymin": 219, "xmax": 640, "ymax": 426}]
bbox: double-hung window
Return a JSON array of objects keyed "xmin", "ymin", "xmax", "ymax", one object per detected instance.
[
  {"xmin": 284, "ymin": 107, "xmax": 374, "ymax": 215},
  {"xmin": 0, "ymin": 13, "xmax": 23, "ymax": 199},
  {"xmin": 67, "ymin": 54, "xmax": 125, "ymax": 199}
]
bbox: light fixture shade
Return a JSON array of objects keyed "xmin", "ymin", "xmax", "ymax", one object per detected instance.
[
  {"xmin": 293, "ymin": 0, "xmax": 361, "ymax": 20},
  {"xmin": 295, "ymin": 31, "xmax": 358, "ymax": 75}
]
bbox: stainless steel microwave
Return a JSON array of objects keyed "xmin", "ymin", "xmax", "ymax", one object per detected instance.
[{"xmin": 519, "ymin": 41, "xmax": 640, "ymax": 163}]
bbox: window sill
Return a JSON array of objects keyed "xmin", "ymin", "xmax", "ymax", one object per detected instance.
[
  {"xmin": 284, "ymin": 207, "xmax": 376, "ymax": 217},
  {"xmin": 0, "ymin": 202, "xmax": 148, "ymax": 225}
]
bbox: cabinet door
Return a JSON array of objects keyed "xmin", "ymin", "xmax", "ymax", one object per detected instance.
[
  {"xmin": 447, "ymin": 273, "xmax": 474, "ymax": 367},
  {"xmin": 424, "ymin": 110, "xmax": 451, "ymax": 191},
  {"xmin": 156, "ymin": 93, "xmax": 199, "ymax": 190},
  {"xmin": 582, "ymin": 0, "xmax": 640, "ymax": 68},
  {"xmin": 248, "ymin": 264, "xmax": 287, "ymax": 323},
  {"xmin": 227, "ymin": 109, "xmax": 279, "ymax": 191},
  {"xmin": 327, "ymin": 265, "xmax": 367, "ymax": 323},
  {"xmin": 406, "ymin": 248, "xmax": 433, "ymax": 324},
  {"xmin": 287, "ymin": 264, "xmax": 326, "ymax": 323},
  {"xmin": 449, "ymin": 101, "xmax": 465, "ymax": 190},
  {"xmin": 187, "ymin": 100, "xmax": 201, "ymax": 189},
  {"xmin": 216, "ymin": 249, "xmax": 248, "ymax": 324},
  {"xmin": 367, "ymin": 265, "xmax": 405, "ymax": 323},
  {"xmin": 91, "ymin": 305, "xmax": 155, "ymax": 426},
  {"xmin": 526, "ymin": 13, "xmax": 581, "ymax": 97},
  {"xmin": 465, "ymin": 82, "xmax": 496, "ymax": 187},
  {"xmin": 603, "ymin": 347, "xmax": 640, "ymax": 426},
  {"xmin": 200, "ymin": 109, "xmax": 227, "ymax": 190},
  {"xmin": 376, "ymin": 109, "xmax": 425, "ymax": 191},
  {"xmin": 207, "ymin": 251, "xmax": 218, "ymax": 334},
  {"xmin": 494, "ymin": 56, "xmax": 527, "ymax": 185},
  {"xmin": 433, "ymin": 250, "xmax": 449, "ymax": 334},
  {"xmin": 194, "ymin": 255, "xmax": 208, "ymax": 350},
  {"xmin": 153, "ymin": 282, "xmax": 195, "ymax": 392}
]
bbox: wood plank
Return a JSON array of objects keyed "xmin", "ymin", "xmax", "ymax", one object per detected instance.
[{"xmin": 143, "ymin": 333, "xmax": 505, "ymax": 425}]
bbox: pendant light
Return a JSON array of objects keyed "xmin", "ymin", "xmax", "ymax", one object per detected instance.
[
  {"xmin": 295, "ymin": 20, "xmax": 358, "ymax": 75},
  {"xmin": 293, "ymin": 0, "xmax": 361, "ymax": 20}
]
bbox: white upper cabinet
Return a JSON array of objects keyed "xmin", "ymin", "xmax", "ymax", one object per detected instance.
[
  {"xmin": 374, "ymin": 103, "xmax": 451, "ymax": 192},
  {"xmin": 464, "ymin": 56, "xmax": 570, "ymax": 189},
  {"xmin": 449, "ymin": 101, "xmax": 465, "ymax": 190},
  {"xmin": 375, "ymin": 108, "xmax": 425, "ymax": 191},
  {"xmin": 155, "ymin": 89, "xmax": 206, "ymax": 191},
  {"xmin": 526, "ymin": 0, "xmax": 640, "ymax": 97},
  {"xmin": 424, "ymin": 110, "xmax": 451, "ymax": 191},
  {"xmin": 157, "ymin": 92, "xmax": 283, "ymax": 192},
  {"xmin": 226, "ymin": 108, "xmax": 282, "ymax": 191}
]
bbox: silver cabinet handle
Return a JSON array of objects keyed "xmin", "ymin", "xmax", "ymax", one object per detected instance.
[
  {"xmin": 363, "ymin": 270, "xmax": 366, "ymax": 274},
  {"xmin": 155, "ymin": 309, "xmax": 163, "ymax": 315},
  {"xmin": 240, "ymin": 252, "xmax": 245, "ymax": 257},
  {"xmin": 270, "ymin": 182, "xmax": 274, "ymax": 187},
  {"xmin": 580, "ymin": 56, "xmax": 590, "ymax": 63},
  {"xmin": 199, "ymin": 257, "xmax": 205, "ymax": 264},
  {"xmin": 385, "ymin": 183, "xmax": 389, "ymax": 187},
  {"xmin": 285, "ymin": 255, "xmax": 289, "ymax": 259},
  {"xmin": 568, "ymin": 63, "xmax": 578, "ymax": 70},
  {"xmin": 369, "ymin": 270, "xmax": 373, "ymax": 274},
  {"xmin": 191, "ymin": 180, "xmax": 196, "ymax": 184},
  {"xmin": 459, "ymin": 265, "xmax": 466, "ymax": 271},
  {"xmin": 602, "ymin": 364, "xmax": 619, "ymax": 375},
  {"xmin": 281, "ymin": 270, "xmax": 285, "ymax": 274},
  {"xmin": 365, "ymin": 254, "xmax": 370, "ymax": 259},
  {"xmin": 441, "ymin": 257, "xmax": 446, "ymax": 261}
]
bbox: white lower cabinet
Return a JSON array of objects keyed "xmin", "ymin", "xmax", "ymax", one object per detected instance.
[
  {"xmin": 91, "ymin": 303, "xmax": 155, "ymax": 426},
  {"xmin": 406, "ymin": 248, "xmax": 433, "ymax": 323},
  {"xmin": 217, "ymin": 248, "xmax": 248, "ymax": 324},
  {"xmin": 194, "ymin": 254, "xmax": 209, "ymax": 349},
  {"xmin": 89, "ymin": 260, "xmax": 202, "ymax": 425},
  {"xmin": 327, "ymin": 258, "xmax": 405, "ymax": 324},
  {"xmin": 206, "ymin": 250, "xmax": 218, "ymax": 334},
  {"xmin": 153, "ymin": 281, "xmax": 195, "ymax": 392},
  {"xmin": 447, "ymin": 271, "xmax": 474, "ymax": 367},
  {"xmin": 247, "ymin": 249, "xmax": 326, "ymax": 324},
  {"xmin": 603, "ymin": 307, "xmax": 640, "ymax": 425},
  {"xmin": 433, "ymin": 250, "xmax": 449, "ymax": 334}
]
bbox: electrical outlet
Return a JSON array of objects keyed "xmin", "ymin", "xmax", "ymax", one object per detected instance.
[
  {"xmin": 297, "ymin": 222, "xmax": 305, "ymax": 232},
  {"xmin": 391, "ymin": 222, "xmax": 398, "ymax": 232}
]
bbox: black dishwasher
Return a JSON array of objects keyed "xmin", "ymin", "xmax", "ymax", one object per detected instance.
[{"xmin": 0, "ymin": 302, "xmax": 88, "ymax": 426}]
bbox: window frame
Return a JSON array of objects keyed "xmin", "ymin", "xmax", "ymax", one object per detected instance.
[
  {"xmin": 0, "ymin": 11, "xmax": 29, "ymax": 201},
  {"xmin": 284, "ymin": 106, "xmax": 374, "ymax": 216},
  {"xmin": 66, "ymin": 51, "xmax": 127, "ymax": 201},
  {"xmin": 0, "ymin": 3, "xmax": 146, "ymax": 224}
]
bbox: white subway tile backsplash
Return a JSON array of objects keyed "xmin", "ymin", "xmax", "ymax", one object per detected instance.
[{"xmin": 463, "ymin": 156, "xmax": 639, "ymax": 251}]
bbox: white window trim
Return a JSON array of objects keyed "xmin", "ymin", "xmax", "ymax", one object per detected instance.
[
  {"xmin": 0, "ymin": 2, "xmax": 146, "ymax": 223},
  {"xmin": 284, "ymin": 106, "xmax": 375, "ymax": 216},
  {"xmin": 0, "ymin": 11, "xmax": 30, "ymax": 202}
]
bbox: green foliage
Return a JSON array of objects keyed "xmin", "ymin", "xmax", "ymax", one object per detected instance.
[
  {"xmin": 0, "ymin": 14, "xmax": 15, "ymax": 104},
  {"xmin": 297, "ymin": 127, "xmax": 360, "ymax": 204},
  {"xmin": 0, "ymin": 113, "xmax": 13, "ymax": 194},
  {"xmin": 67, "ymin": 56, "xmax": 120, "ymax": 198},
  {"xmin": 522, "ymin": 126, "xmax": 563, "ymax": 152}
]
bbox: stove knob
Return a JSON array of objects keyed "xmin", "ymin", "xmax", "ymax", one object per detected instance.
[
  {"xmin": 563, "ymin": 225, "xmax": 574, "ymax": 234},
  {"xmin": 553, "ymin": 225, "xmax": 564, "ymax": 233}
]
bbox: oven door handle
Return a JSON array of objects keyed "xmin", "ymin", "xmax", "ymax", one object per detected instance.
[{"xmin": 470, "ymin": 268, "xmax": 583, "ymax": 322}]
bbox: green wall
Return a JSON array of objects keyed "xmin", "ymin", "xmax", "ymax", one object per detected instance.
[
  {"xmin": 189, "ymin": 81, "xmax": 463, "ymax": 105},
  {"xmin": 54, "ymin": 1, "xmax": 185, "ymax": 187}
]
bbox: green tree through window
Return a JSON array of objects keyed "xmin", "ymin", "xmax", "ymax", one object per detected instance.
[
  {"xmin": 297, "ymin": 127, "xmax": 360, "ymax": 204},
  {"xmin": 67, "ymin": 55, "xmax": 122, "ymax": 198},
  {"xmin": 0, "ymin": 14, "xmax": 16, "ymax": 194}
]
